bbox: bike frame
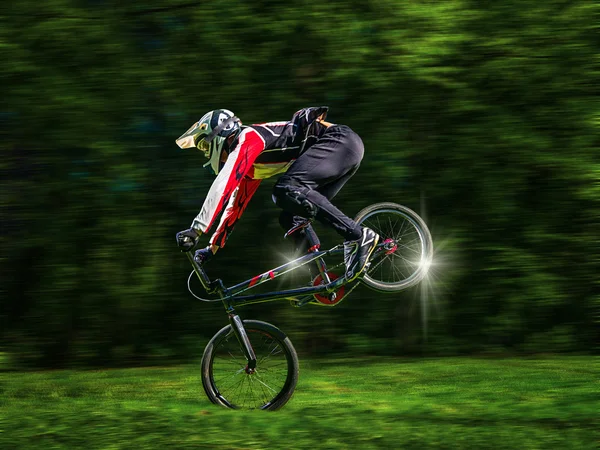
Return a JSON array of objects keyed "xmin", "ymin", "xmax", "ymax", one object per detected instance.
[
  {"xmin": 187, "ymin": 230, "xmax": 393, "ymax": 371},
  {"xmin": 186, "ymin": 243, "xmax": 349, "ymax": 309}
]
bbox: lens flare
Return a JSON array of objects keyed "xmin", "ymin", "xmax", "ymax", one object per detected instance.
[
  {"xmin": 414, "ymin": 192, "xmax": 458, "ymax": 343},
  {"xmin": 420, "ymin": 256, "xmax": 432, "ymax": 274},
  {"xmin": 414, "ymin": 230, "xmax": 459, "ymax": 343}
]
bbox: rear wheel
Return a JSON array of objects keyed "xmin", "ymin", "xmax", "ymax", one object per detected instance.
[
  {"xmin": 354, "ymin": 202, "xmax": 433, "ymax": 292},
  {"xmin": 201, "ymin": 320, "xmax": 299, "ymax": 410}
]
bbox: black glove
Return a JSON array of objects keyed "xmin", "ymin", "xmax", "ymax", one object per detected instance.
[
  {"xmin": 194, "ymin": 246, "xmax": 214, "ymax": 265},
  {"xmin": 176, "ymin": 228, "xmax": 200, "ymax": 252}
]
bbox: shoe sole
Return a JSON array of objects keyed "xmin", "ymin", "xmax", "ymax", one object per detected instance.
[{"xmin": 346, "ymin": 234, "xmax": 380, "ymax": 283}]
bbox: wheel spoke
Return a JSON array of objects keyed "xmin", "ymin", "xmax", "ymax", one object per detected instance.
[
  {"xmin": 395, "ymin": 242, "xmax": 421, "ymax": 254},
  {"xmin": 206, "ymin": 327, "xmax": 294, "ymax": 410},
  {"xmin": 254, "ymin": 374, "xmax": 279, "ymax": 394},
  {"xmin": 356, "ymin": 205, "xmax": 432, "ymax": 289},
  {"xmin": 226, "ymin": 350, "xmax": 246, "ymax": 366},
  {"xmin": 254, "ymin": 374, "xmax": 271, "ymax": 405}
]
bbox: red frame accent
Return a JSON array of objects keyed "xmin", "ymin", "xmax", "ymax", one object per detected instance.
[
  {"xmin": 248, "ymin": 274, "xmax": 261, "ymax": 287},
  {"xmin": 248, "ymin": 270, "xmax": 275, "ymax": 287}
]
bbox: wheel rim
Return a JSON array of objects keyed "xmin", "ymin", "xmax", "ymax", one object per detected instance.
[
  {"xmin": 358, "ymin": 208, "xmax": 430, "ymax": 287},
  {"xmin": 209, "ymin": 329, "xmax": 291, "ymax": 409}
]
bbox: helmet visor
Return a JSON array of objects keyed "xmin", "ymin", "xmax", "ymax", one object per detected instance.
[{"xmin": 175, "ymin": 121, "xmax": 209, "ymax": 150}]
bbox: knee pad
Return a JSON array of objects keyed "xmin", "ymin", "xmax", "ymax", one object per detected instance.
[{"xmin": 272, "ymin": 183, "xmax": 318, "ymax": 219}]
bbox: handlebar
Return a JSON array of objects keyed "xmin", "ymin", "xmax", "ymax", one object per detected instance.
[{"xmin": 186, "ymin": 252, "xmax": 225, "ymax": 297}]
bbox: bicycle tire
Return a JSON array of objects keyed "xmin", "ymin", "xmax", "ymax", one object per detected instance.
[
  {"xmin": 354, "ymin": 202, "xmax": 433, "ymax": 292},
  {"xmin": 201, "ymin": 319, "xmax": 299, "ymax": 410}
]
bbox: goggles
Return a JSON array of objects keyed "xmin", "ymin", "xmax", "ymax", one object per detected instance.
[{"xmin": 196, "ymin": 135, "xmax": 211, "ymax": 155}]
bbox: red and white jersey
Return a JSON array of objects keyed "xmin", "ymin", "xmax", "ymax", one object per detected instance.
[{"xmin": 190, "ymin": 106, "xmax": 330, "ymax": 247}]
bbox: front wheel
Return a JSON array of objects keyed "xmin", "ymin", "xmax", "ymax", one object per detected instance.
[
  {"xmin": 201, "ymin": 320, "xmax": 299, "ymax": 410},
  {"xmin": 354, "ymin": 202, "xmax": 433, "ymax": 292}
]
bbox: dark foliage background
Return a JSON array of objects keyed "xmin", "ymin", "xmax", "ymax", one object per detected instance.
[{"xmin": 2, "ymin": 0, "xmax": 598, "ymax": 367}]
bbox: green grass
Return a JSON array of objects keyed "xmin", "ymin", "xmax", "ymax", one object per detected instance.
[{"xmin": 1, "ymin": 357, "xmax": 598, "ymax": 449}]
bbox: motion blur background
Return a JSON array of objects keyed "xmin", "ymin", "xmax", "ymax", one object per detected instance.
[{"xmin": 2, "ymin": 0, "xmax": 598, "ymax": 368}]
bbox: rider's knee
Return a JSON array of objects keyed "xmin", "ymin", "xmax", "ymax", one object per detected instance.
[{"xmin": 272, "ymin": 180, "xmax": 318, "ymax": 219}]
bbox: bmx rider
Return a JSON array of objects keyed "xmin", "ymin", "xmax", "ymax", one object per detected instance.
[{"xmin": 175, "ymin": 107, "xmax": 379, "ymax": 282}]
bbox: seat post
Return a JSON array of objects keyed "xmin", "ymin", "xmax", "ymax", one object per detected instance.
[{"xmin": 305, "ymin": 224, "xmax": 331, "ymax": 284}]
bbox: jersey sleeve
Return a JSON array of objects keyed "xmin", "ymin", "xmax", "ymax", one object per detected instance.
[
  {"xmin": 191, "ymin": 128, "xmax": 265, "ymax": 233},
  {"xmin": 208, "ymin": 177, "xmax": 262, "ymax": 248}
]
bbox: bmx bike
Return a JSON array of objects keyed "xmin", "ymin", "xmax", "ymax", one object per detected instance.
[{"xmin": 184, "ymin": 202, "xmax": 433, "ymax": 410}]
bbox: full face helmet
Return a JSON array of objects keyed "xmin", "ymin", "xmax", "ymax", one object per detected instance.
[{"xmin": 176, "ymin": 109, "xmax": 241, "ymax": 175}]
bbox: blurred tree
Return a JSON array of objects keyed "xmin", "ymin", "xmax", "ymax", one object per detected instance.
[{"xmin": 1, "ymin": 0, "xmax": 598, "ymax": 367}]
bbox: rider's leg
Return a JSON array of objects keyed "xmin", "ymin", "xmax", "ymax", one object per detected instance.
[
  {"xmin": 316, "ymin": 163, "xmax": 360, "ymax": 202},
  {"xmin": 278, "ymin": 164, "xmax": 360, "ymax": 254},
  {"xmin": 272, "ymin": 125, "xmax": 379, "ymax": 281},
  {"xmin": 272, "ymin": 125, "xmax": 364, "ymax": 242}
]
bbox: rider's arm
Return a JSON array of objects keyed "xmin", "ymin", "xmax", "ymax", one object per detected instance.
[
  {"xmin": 190, "ymin": 128, "xmax": 265, "ymax": 234},
  {"xmin": 208, "ymin": 177, "xmax": 262, "ymax": 251}
]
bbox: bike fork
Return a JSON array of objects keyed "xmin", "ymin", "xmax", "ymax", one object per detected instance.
[{"xmin": 229, "ymin": 313, "xmax": 257, "ymax": 372}]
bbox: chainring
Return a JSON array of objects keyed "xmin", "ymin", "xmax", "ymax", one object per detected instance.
[{"xmin": 312, "ymin": 273, "xmax": 346, "ymax": 306}]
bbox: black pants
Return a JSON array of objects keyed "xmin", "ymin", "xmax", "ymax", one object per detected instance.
[{"xmin": 273, "ymin": 125, "xmax": 364, "ymax": 246}]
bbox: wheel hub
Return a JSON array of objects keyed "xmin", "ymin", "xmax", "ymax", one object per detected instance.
[{"xmin": 383, "ymin": 238, "xmax": 398, "ymax": 255}]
